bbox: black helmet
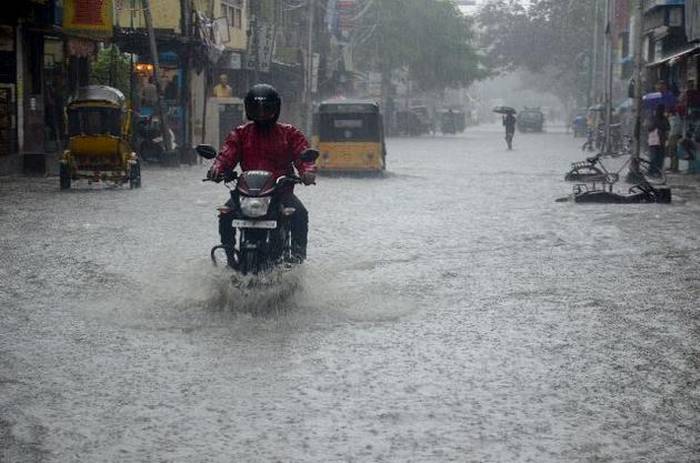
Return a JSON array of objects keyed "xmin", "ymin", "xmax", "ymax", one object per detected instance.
[{"xmin": 244, "ymin": 84, "xmax": 281, "ymax": 126}]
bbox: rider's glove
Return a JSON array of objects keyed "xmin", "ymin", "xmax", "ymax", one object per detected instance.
[
  {"xmin": 301, "ymin": 172, "xmax": 316, "ymax": 185},
  {"xmin": 207, "ymin": 167, "xmax": 220, "ymax": 181}
]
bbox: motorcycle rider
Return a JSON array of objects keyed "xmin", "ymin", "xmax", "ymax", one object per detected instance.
[
  {"xmin": 208, "ymin": 84, "xmax": 317, "ymax": 264},
  {"xmin": 503, "ymin": 112, "xmax": 516, "ymax": 149}
]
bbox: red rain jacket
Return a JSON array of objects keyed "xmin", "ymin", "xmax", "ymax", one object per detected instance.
[{"xmin": 213, "ymin": 122, "xmax": 316, "ymax": 181}]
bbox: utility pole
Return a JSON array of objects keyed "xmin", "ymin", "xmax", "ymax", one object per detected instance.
[
  {"xmin": 305, "ymin": 0, "xmax": 316, "ymax": 136},
  {"xmin": 604, "ymin": 0, "xmax": 614, "ymax": 155},
  {"xmin": 142, "ymin": 0, "xmax": 173, "ymax": 153},
  {"xmin": 630, "ymin": 0, "xmax": 644, "ymax": 177},
  {"xmin": 591, "ymin": 0, "xmax": 601, "ymax": 103},
  {"xmin": 181, "ymin": 0, "xmax": 193, "ymax": 163},
  {"xmin": 250, "ymin": 1, "xmax": 260, "ymax": 84}
]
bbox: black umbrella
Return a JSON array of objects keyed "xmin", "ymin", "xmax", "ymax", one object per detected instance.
[{"xmin": 493, "ymin": 106, "xmax": 517, "ymax": 114}]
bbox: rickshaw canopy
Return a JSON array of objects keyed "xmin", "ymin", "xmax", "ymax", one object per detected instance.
[
  {"xmin": 318, "ymin": 99, "xmax": 380, "ymax": 114},
  {"xmin": 318, "ymin": 99, "xmax": 382, "ymax": 142},
  {"xmin": 315, "ymin": 99, "xmax": 386, "ymax": 172},
  {"xmin": 68, "ymin": 85, "xmax": 126, "ymax": 109}
]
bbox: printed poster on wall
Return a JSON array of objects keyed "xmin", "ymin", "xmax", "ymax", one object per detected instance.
[{"xmin": 63, "ymin": 0, "xmax": 113, "ymax": 39}]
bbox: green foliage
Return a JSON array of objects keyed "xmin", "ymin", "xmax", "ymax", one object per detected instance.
[
  {"xmin": 477, "ymin": 0, "xmax": 597, "ymax": 104},
  {"xmin": 355, "ymin": 0, "xmax": 488, "ymax": 91},
  {"xmin": 90, "ymin": 46, "xmax": 132, "ymax": 96}
]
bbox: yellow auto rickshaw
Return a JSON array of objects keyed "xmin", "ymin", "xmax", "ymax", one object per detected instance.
[
  {"xmin": 314, "ymin": 99, "xmax": 386, "ymax": 173},
  {"xmin": 60, "ymin": 85, "xmax": 141, "ymax": 189}
]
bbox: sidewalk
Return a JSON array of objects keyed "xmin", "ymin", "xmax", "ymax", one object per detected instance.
[{"xmin": 666, "ymin": 170, "xmax": 700, "ymax": 199}]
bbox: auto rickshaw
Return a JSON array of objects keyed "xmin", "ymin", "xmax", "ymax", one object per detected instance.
[
  {"xmin": 313, "ymin": 99, "xmax": 386, "ymax": 173},
  {"xmin": 438, "ymin": 109, "xmax": 466, "ymax": 134},
  {"xmin": 60, "ymin": 85, "xmax": 141, "ymax": 189}
]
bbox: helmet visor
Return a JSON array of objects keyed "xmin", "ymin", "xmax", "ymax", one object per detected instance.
[{"xmin": 247, "ymin": 100, "xmax": 278, "ymax": 121}]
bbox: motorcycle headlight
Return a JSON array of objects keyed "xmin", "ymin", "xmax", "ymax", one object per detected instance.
[{"xmin": 239, "ymin": 196, "xmax": 271, "ymax": 218}]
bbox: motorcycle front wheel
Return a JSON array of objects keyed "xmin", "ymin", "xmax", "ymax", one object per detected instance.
[{"xmin": 240, "ymin": 250, "xmax": 258, "ymax": 275}]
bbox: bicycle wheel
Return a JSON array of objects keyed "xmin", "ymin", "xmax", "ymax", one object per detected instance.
[{"xmin": 637, "ymin": 158, "xmax": 666, "ymax": 185}]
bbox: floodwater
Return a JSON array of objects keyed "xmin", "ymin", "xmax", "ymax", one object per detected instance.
[{"xmin": 1, "ymin": 126, "xmax": 699, "ymax": 462}]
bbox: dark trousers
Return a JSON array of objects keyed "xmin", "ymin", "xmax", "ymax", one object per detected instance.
[
  {"xmin": 649, "ymin": 145, "xmax": 665, "ymax": 173},
  {"xmin": 219, "ymin": 192, "xmax": 309, "ymax": 258}
]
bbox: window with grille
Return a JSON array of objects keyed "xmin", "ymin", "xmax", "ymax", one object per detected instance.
[{"xmin": 221, "ymin": 0, "xmax": 243, "ymax": 29}]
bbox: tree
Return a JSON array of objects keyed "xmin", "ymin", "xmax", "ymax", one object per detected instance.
[
  {"xmin": 477, "ymin": 0, "xmax": 597, "ymax": 105},
  {"xmin": 90, "ymin": 46, "xmax": 132, "ymax": 97},
  {"xmin": 354, "ymin": 0, "xmax": 488, "ymax": 92}
]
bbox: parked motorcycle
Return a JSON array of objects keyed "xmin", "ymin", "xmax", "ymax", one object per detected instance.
[
  {"xmin": 197, "ymin": 145, "xmax": 319, "ymax": 275},
  {"xmin": 135, "ymin": 115, "xmax": 177, "ymax": 165}
]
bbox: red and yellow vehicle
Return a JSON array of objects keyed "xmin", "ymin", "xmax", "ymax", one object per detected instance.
[{"xmin": 60, "ymin": 85, "xmax": 141, "ymax": 189}]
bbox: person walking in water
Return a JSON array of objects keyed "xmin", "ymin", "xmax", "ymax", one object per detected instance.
[
  {"xmin": 648, "ymin": 104, "xmax": 670, "ymax": 174},
  {"xmin": 503, "ymin": 112, "xmax": 516, "ymax": 150}
]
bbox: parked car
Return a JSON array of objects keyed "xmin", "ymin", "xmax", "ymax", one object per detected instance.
[{"xmin": 517, "ymin": 107, "xmax": 545, "ymax": 132}]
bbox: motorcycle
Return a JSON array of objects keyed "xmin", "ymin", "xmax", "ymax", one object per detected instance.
[
  {"xmin": 196, "ymin": 144, "xmax": 319, "ymax": 276},
  {"xmin": 135, "ymin": 114, "xmax": 177, "ymax": 165}
]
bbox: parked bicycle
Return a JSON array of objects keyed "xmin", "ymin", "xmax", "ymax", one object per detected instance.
[
  {"xmin": 581, "ymin": 123, "xmax": 625, "ymax": 154},
  {"xmin": 565, "ymin": 149, "xmax": 666, "ymax": 187}
]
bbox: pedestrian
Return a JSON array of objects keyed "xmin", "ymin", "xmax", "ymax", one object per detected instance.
[
  {"xmin": 667, "ymin": 108, "xmax": 682, "ymax": 172},
  {"xmin": 681, "ymin": 79, "xmax": 700, "ymax": 116},
  {"xmin": 140, "ymin": 76, "xmax": 158, "ymax": 109},
  {"xmin": 164, "ymin": 75, "xmax": 179, "ymax": 101},
  {"xmin": 503, "ymin": 112, "xmax": 516, "ymax": 150},
  {"xmin": 677, "ymin": 136, "xmax": 697, "ymax": 174},
  {"xmin": 654, "ymin": 80, "xmax": 677, "ymax": 112},
  {"xmin": 647, "ymin": 104, "xmax": 670, "ymax": 175}
]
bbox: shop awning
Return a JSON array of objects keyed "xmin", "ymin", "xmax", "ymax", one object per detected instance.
[{"xmin": 646, "ymin": 44, "xmax": 700, "ymax": 67}]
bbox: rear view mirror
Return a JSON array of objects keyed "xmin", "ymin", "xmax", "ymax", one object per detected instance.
[
  {"xmin": 300, "ymin": 149, "xmax": 319, "ymax": 163},
  {"xmin": 196, "ymin": 144, "xmax": 217, "ymax": 159}
]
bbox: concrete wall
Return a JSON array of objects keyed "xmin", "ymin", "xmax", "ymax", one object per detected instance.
[
  {"xmin": 212, "ymin": 1, "xmax": 248, "ymax": 51},
  {"xmin": 115, "ymin": 0, "xmax": 181, "ymax": 32}
]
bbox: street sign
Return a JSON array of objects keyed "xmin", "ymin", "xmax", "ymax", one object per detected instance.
[{"xmin": 245, "ymin": 20, "xmax": 275, "ymax": 73}]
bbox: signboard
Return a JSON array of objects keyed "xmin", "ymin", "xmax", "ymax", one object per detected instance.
[
  {"xmin": 687, "ymin": 0, "xmax": 700, "ymax": 42},
  {"xmin": 0, "ymin": 26, "xmax": 14, "ymax": 52},
  {"xmin": 224, "ymin": 52, "xmax": 242, "ymax": 70},
  {"xmin": 245, "ymin": 20, "xmax": 275, "ymax": 73},
  {"xmin": 67, "ymin": 38, "xmax": 96, "ymax": 57},
  {"xmin": 326, "ymin": 0, "xmax": 356, "ymax": 42},
  {"xmin": 63, "ymin": 0, "xmax": 113, "ymax": 39},
  {"xmin": 336, "ymin": 0, "xmax": 356, "ymax": 42},
  {"xmin": 213, "ymin": 17, "xmax": 230, "ymax": 45}
]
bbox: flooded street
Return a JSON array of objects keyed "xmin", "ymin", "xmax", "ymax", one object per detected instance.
[{"xmin": 1, "ymin": 127, "xmax": 699, "ymax": 462}]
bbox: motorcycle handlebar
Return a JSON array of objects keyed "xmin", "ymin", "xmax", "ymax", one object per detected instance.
[
  {"xmin": 202, "ymin": 171, "xmax": 238, "ymax": 183},
  {"xmin": 202, "ymin": 173, "xmax": 308, "ymax": 185},
  {"xmin": 276, "ymin": 175, "xmax": 302, "ymax": 185}
]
